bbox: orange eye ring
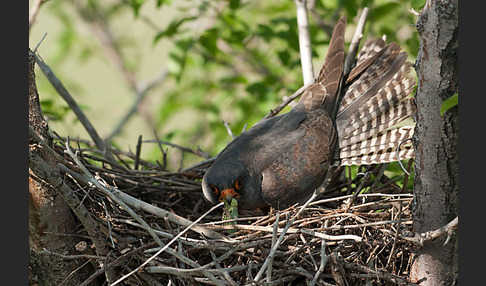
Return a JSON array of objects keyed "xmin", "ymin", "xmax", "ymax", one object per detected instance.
[
  {"xmin": 210, "ymin": 184, "xmax": 219, "ymax": 195},
  {"xmin": 234, "ymin": 179, "xmax": 241, "ymax": 190}
]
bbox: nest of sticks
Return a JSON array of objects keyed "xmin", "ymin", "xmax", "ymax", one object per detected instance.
[{"xmin": 39, "ymin": 131, "xmax": 421, "ymax": 286}]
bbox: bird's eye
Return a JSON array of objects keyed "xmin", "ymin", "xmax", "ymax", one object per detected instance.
[
  {"xmin": 210, "ymin": 184, "xmax": 219, "ymax": 195},
  {"xmin": 234, "ymin": 179, "xmax": 241, "ymax": 190}
]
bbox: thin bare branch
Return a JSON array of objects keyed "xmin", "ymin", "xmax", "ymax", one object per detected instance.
[
  {"xmin": 33, "ymin": 53, "xmax": 115, "ymax": 162},
  {"xmin": 402, "ymin": 216, "xmax": 458, "ymax": 246},
  {"xmin": 295, "ymin": 0, "xmax": 315, "ymax": 84},
  {"xmin": 29, "ymin": 0, "xmax": 47, "ymax": 33},
  {"xmin": 110, "ymin": 202, "xmax": 225, "ymax": 286},
  {"xmin": 105, "ymin": 68, "xmax": 169, "ymax": 141},
  {"xmin": 343, "ymin": 7, "xmax": 369, "ymax": 76},
  {"xmin": 64, "ymin": 140, "xmax": 165, "ymax": 247},
  {"xmin": 263, "ymin": 82, "xmax": 313, "ymax": 119}
]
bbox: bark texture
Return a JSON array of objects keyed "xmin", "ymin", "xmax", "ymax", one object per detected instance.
[
  {"xmin": 28, "ymin": 49, "xmax": 92, "ymax": 286},
  {"xmin": 411, "ymin": 0, "xmax": 459, "ymax": 285}
]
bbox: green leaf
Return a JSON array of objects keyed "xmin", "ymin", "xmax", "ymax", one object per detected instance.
[
  {"xmin": 440, "ymin": 93, "xmax": 458, "ymax": 116},
  {"xmin": 199, "ymin": 28, "xmax": 220, "ymax": 56},
  {"xmin": 220, "ymin": 75, "xmax": 248, "ymax": 86},
  {"xmin": 256, "ymin": 24, "xmax": 275, "ymax": 42},
  {"xmin": 245, "ymin": 81, "xmax": 269, "ymax": 98},
  {"xmin": 229, "ymin": 0, "xmax": 241, "ymax": 10},
  {"xmin": 277, "ymin": 49, "xmax": 291, "ymax": 66},
  {"xmin": 129, "ymin": 0, "xmax": 145, "ymax": 17},
  {"xmin": 368, "ymin": 2, "xmax": 401, "ymax": 22},
  {"xmin": 411, "ymin": 0, "xmax": 426, "ymax": 10},
  {"xmin": 153, "ymin": 16, "xmax": 197, "ymax": 43},
  {"xmin": 156, "ymin": 0, "xmax": 171, "ymax": 7}
]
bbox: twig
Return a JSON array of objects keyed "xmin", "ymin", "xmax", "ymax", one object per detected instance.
[
  {"xmin": 33, "ymin": 32, "xmax": 48, "ymax": 53},
  {"xmin": 33, "ymin": 53, "xmax": 115, "ymax": 162},
  {"xmin": 79, "ymin": 243, "xmax": 158, "ymax": 286},
  {"xmin": 397, "ymin": 138, "xmax": 413, "ymax": 176},
  {"xmin": 143, "ymin": 139, "xmax": 210, "ymax": 159},
  {"xmin": 300, "ymin": 229, "xmax": 362, "ymax": 242},
  {"xmin": 329, "ymin": 252, "xmax": 348, "ymax": 286},
  {"xmin": 386, "ymin": 201, "xmax": 402, "ymax": 268},
  {"xmin": 341, "ymin": 258, "xmax": 418, "ymax": 285},
  {"xmin": 263, "ymin": 82, "xmax": 313, "ymax": 119},
  {"xmin": 295, "ymin": 0, "xmax": 315, "ymax": 84},
  {"xmin": 64, "ymin": 139, "xmax": 164, "ymax": 247},
  {"xmin": 344, "ymin": 170, "xmax": 372, "ymax": 211},
  {"xmin": 254, "ymin": 191, "xmax": 318, "ymax": 282},
  {"xmin": 266, "ymin": 211, "xmax": 280, "ymax": 283},
  {"xmin": 29, "ymin": 0, "xmax": 47, "ymax": 32},
  {"xmin": 401, "ymin": 159, "xmax": 414, "ymax": 193},
  {"xmin": 40, "ymin": 249, "xmax": 105, "ymax": 260},
  {"xmin": 110, "ymin": 202, "xmax": 225, "ymax": 286},
  {"xmin": 343, "ymin": 7, "xmax": 369, "ymax": 76},
  {"xmin": 105, "ymin": 68, "xmax": 169, "ymax": 141},
  {"xmin": 59, "ymin": 259, "xmax": 92, "ymax": 286},
  {"xmin": 134, "ymin": 135, "xmax": 143, "ymax": 170},
  {"xmin": 401, "ymin": 216, "xmax": 458, "ymax": 246},
  {"xmin": 310, "ymin": 238, "xmax": 328, "ymax": 286},
  {"xmin": 61, "ymin": 162, "xmax": 227, "ymax": 240},
  {"xmin": 210, "ymin": 250, "xmax": 238, "ymax": 286},
  {"xmin": 223, "ymin": 121, "xmax": 235, "ymax": 140},
  {"xmin": 74, "ymin": 1, "xmax": 137, "ymax": 90}
]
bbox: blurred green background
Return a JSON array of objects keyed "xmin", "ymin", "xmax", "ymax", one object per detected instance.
[{"xmin": 29, "ymin": 0, "xmax": 423, "ymax": 179}]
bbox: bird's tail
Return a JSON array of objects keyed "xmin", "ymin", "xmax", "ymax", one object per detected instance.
[
  {"xmin": 298, "ymin": 16, "xmax": 346, "ymax": 113},
  {"xmin": 336, "ymin": 39, "xmax": 417, "ymax": 166}
]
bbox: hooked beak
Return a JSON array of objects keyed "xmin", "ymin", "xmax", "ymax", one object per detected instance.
[{"xmin": 219, "ymin": 188, "xmax": 239, "ymax": 204}]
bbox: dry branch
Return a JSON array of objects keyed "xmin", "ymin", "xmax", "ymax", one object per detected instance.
[
  {"xmin": 33, "ymin": 52, "xmax": 116, "ymax": 163},
  {"xmin": 295, "ymin": 0, "xmax": 315, "ymax": 84}
]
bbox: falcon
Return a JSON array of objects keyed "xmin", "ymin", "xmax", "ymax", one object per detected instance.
[{"xmin": 202, "ymin": 16, "xmax": 416, "ymax": 211}]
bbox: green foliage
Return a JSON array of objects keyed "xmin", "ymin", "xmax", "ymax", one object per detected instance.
[
  {"xmin": 411, "ymin": 0, "xmax": 426, "ymax": 10},
  {"xmin": 440, "ymin": 93, "xmax": 458, "ymax": 116},
  {"xmin": 40, "ymin": 99, "xmax": 71, "ymax": 122}
]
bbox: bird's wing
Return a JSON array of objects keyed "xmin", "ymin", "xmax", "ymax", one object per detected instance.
[{"xmin": 214, "ymin": 109, "xmax": 308, "ymax": 173}]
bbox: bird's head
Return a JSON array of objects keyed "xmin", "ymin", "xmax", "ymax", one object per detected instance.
[{"xmin": 202, "ymin": 158, "xmax": 264, "ymax": 210}]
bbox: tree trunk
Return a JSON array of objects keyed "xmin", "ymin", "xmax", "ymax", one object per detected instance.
[
  {"xmin": 410, "ymin": 0, "xmax": 459, "ymax": 285},
  {"xmin": 28, "ymin": 49, "xmax": 92, "ymax": 286}
]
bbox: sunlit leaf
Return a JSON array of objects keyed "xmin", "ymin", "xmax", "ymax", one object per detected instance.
[
  {"xmin": 411, "ymin": 0, "xmax": 426, "ymax": 10},
  {"xmin": 440, "ymin": 93, "xmax": 458, "ymax": 116},
  {"xmin": 129, "ymin": 0, "xmax": 145, "ymax": 17},
  {"xmin": 153, "ymin": 16, "xmax": 198, "ymax": 43}
]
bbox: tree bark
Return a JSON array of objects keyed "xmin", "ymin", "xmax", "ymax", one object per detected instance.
[
  {"xmin": 410, "ymin": 0, "xmax": 459, "ymax": 285},
  {"xmin": 28, "ymin": 49, "xmax": 92, "ymax": 286}
]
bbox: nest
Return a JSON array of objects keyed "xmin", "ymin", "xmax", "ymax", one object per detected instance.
[{"xmin": 34, "ymin": 132, "xmax": 421, "ymax": 286}]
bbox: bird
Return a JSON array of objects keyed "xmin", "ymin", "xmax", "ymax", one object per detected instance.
[{"xmin": 201, "ymin": 16, "xmax": 416, "ymax": 211}]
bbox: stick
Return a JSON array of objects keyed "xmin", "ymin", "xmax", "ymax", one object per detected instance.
[
  {"xmin": 402, "ymin": 216, "xmax": 458, "ymax": 246},
  {"xmin": 110, "ymin": 202, "xmax": 225, "ymax": 286},
  {"xmin": 60, "ymin": 162, "xmax": 227, "ymax": 240},
  {"xmin": 105, "ymin": 68, "xmax": 168, "ymax": 141},
  {"xmin": 64, "ymin": 140, "xmax": 164, "ymax": 247},
  {"xmin": 134, "ymin": 135, "xmax": 143, "ymax": 170},
  {"xmin": 343, "ymin": 7, "xmax": 369, "ymax": 76},
  {"xmin": 263, "ymin": 82, "xmax": 313, "ymax": 119},
  {"xmin": 295, "ymin": 0, "xmax": 315, "ymax": 84},
  {"xmin": 223, "ymin": 121, "xmax": 235, "ymax": 139},
  {"xmin": 310, "ymin": 238, "xmax": 328, "ymax": 286},
  {"xmin": 33, "ymin": 53, "xmax": 115, "ymax": 162},
  {"xmin": 266, "ymin": 211, "xmax": 280, "ymax": 283},
  {"xmin": 254, "ymin": 191, "xmax": 318, "ymax": 282},
  {"xmin": 29, "ymin": 0, "xmax": 47, "ymax": 32},
  {"xmin": 143, "ymin": 139, "xmax": 210, "ymax": 159}
]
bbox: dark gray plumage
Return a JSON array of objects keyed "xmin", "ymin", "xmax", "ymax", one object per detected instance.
[{"xmin": 202, "ymin": 17, "xmax": 416, "ymax": 211}]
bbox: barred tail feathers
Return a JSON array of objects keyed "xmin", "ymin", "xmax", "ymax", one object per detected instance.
[{"xmin": 336, "ymin": 41, "xmax": 417, "ymax": 166}]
